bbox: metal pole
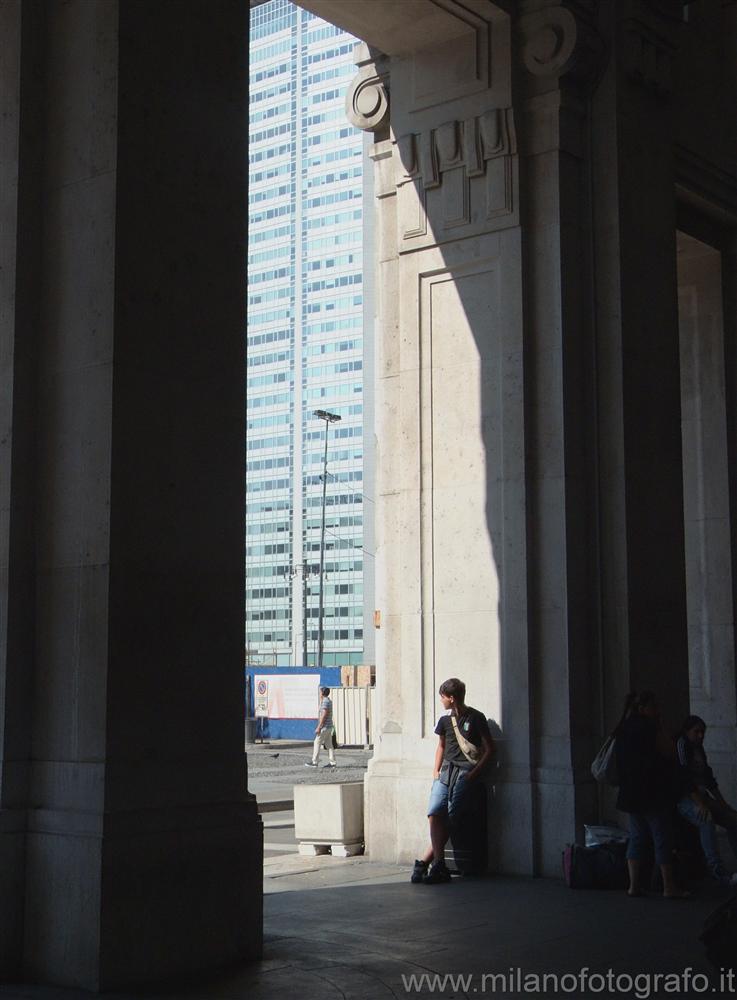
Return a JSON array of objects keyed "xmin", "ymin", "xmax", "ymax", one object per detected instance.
[
  {"xmin": 317, "ymin": 425, "xmax": 329, "ymax": 669},
  {"xmin": 302, "ymin": 562, "xmax": 308, "ymax": 668}
]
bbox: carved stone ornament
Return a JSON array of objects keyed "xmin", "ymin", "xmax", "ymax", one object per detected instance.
[
  {"xmin": 390, "ymin": 108, "xmax": 519, "ymax": 245},
  {"xmin": 396, "ymin": 109, "xmax": 516, "ymax": 191},
  {"xmin": 345, "ymin": 42, "xmax": 389, "ymax": 136},
  {"xmin": 517, "ymin": 5, "xmax": 603, "ymax": 84}
]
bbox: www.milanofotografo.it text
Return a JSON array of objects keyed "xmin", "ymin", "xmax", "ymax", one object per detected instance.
[{"xmin": 401, "ymin": 967, "xmax": 736, "ymax": 997}]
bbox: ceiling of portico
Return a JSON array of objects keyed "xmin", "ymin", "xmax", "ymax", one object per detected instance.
[{"xmin": 292, "ymin": 0, "xmax": 507, "ymax": 56}]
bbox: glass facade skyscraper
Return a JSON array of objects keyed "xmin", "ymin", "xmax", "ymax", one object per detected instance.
[{"xmin": 247, "ymin": 0, "xmax": 374, "ymax": 668}]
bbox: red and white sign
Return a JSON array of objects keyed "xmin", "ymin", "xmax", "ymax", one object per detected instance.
[{"xmin": 254, "ymin": 678, "xmax": 269, "ymax": 717}]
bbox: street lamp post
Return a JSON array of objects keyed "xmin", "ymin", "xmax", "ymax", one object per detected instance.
[
  {"xmin": 284, "ymin": 562, "xmax": 314, "ymax": 667},
  {"xmin": 313, "ymin": 409, "xmax": 341, "ymax": 668}
]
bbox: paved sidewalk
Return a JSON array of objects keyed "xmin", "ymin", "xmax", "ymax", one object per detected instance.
[
  {"xmin": 2, "ymin": 747, "xmax": 731, "ymax": 999},
  {"xmin": 0, "ymin": 859, "xmax": 730, "ymax": 1000}
]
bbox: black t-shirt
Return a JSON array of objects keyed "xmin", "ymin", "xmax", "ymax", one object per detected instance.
[
  {"xmin": 615, "ymin": 713, "xmax": 680, "ymax": 813},
  {"xmin": 435, "ymin": 707, "xmax": 489, "ymax": 770}
]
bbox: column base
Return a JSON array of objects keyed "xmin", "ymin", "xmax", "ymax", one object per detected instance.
[
  {"xmin": 365, "ymin": 756, "xmax": 537, "ymax": 875},
  {"xmin": 21, "ymin": 800, "xmax": 263, "ymax": 991},
  {"xmin": 0, "ymin": 809, "xmax": 26, "ymax": 978}
]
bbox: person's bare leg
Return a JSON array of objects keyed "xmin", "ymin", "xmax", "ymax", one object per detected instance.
[
  {"xmin": 429, "ymin": 814, "xmax": 449, "ymax": 862},
  {"xmin": 661, "ymin": 863, "xmax": 690, "ymax": 898},
  {"xmin": 420, "ymin": 814, "xmax": 448, "ymax": 865},
  {"xmin": 627, "ymin": 859, "xmax": 641, "ymax": 896}
]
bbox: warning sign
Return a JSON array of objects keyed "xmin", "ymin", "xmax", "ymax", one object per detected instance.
[{"xmin": 255, "ymin": 678, "xmax": 268, "ymax": 717}]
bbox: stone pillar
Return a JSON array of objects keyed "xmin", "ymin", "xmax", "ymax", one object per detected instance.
[
  {"xmin": 342, "ymin": 0, "xmax": 608, "ymax": 876},
  {"xmin": 347, "ymin": 7, "xmax": 539, "ymax": 873},
  {"xmin": 592, "ymin": 1, "xmax": 690, "ymax": 738},
  {"xmin": 0, "ymin": 0, "xmax": 43, "ymax": 975},
  {"xmin": 0, "ymin": 1, "xmax": 261, "ymax": 989},
  {"xmin": 724, "ymin": 230, "xmax": 737, "ymax": 805},
  {"xmin": 514, "ymin": 1, "xmax": 605, "ymax": 873},
  {"xmin": 677, "ymin": 234, "xmax": 737, "ymax": 804},
  {"xmin": 344, "ymin": 0, "xmax": 693, "ymax": 876},
  {"xmin": 295, "ymin": 0, "xmax": 722, "ymax": 875}
]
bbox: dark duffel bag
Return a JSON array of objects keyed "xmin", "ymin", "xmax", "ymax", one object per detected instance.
[
  {"xmin": 700, "ymin": 892, "xmax": 737, "ymax": 971},
  {"xmin": 562, "ymin": 841, "xmax": 628, "ymax": 890}
]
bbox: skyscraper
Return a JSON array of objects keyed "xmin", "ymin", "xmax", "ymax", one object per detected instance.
[{"xmin": 247, "ymin": 0, "xmax": 374, "ymax": 668}]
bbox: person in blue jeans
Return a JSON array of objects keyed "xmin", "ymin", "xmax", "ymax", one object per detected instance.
[
  {"xmin": 676, "ymin": 715, "xmax": 737, "ymax": 887},
  {"xmin": 614, "ymin": 691, "xmax": 689, "ymax": 898},
  {"xmin": 410, "ymin": 678, "xmax": 494, "ymax": 885}
]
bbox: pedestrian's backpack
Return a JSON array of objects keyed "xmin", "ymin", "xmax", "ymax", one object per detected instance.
[
  {"xmin": 562, "ymin": 842, "xmax": 628, "ymax": 890},
  {"xmin": 700, "ymin": 892, "xmax": 737, "ymax": 971}
]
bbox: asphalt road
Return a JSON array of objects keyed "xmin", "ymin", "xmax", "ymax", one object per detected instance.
[
  {"xmin": 246, "ymin": 741, "xmax": 373, "ymax": 859},
  {"xmin": 246, "ymin": 740, "xmax": 372, "ymax": 789}
]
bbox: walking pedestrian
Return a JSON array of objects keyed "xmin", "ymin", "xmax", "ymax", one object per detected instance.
[{"xmin": 305, "ymin": 686, "xmax": 336, "ymax": 768}]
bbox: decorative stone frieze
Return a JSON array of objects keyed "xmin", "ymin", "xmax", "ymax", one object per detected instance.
[
  {"xmin": 396, "ymin": 108, "xmax": 516, "ymax": 188},
  {"xmin": 345, "ymin": 41, "xmax": 389, "ymax": 137},
  {"xmin": 389, "ymin": 108, "xmax": 517, "ymax": 248},
  {"xmin": 369, "ymin": 139, "xmax": 395, "ymax": 201}
]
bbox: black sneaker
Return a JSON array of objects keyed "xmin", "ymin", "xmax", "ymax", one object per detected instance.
[
  {"xmin": 304, "ymin": 761, "xmax": 318, "ymax": 768},
  {"xmin": 410, "ymin": 859, "xmax": 428, "ymax": 884},
  {"xmin": 422, "ymin": 859, "xmax": 451, "ymax": 884}
]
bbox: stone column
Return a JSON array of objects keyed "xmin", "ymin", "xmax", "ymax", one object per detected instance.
[
  {"xmin": 0, "ymin": 0, "xmax": 43, "ymax": 975},
  {"xmin": 592, "ymin": 1, "xmax": 691, "ymax": 738},
  {"xmin": 303, "ymin": 0, "xmax": 694, "ymax": 875},
  {"xmin": 0, "ymin": 1, "xmax": 261, "ymax": 989},
  {"xmin": 724, "ymin": 230, "xmax": 737, "ymax": 805},
  {"xmin": 514, "ymin": 1, "xmax": 605, "ymax": 872},
  {"xmin": 677, "ymin": 234, "xmax": 737, "ymax": 804},
  {"xmin": 347, "ymin": 9, "xmax": 539, "ymax": 873}
]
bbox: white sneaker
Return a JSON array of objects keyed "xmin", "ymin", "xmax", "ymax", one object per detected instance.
[
  {"xmin": 304, "ymin": 761, "xmax": 318, "ymax": 768},
  {"xmin": 323, "ymin": 762, "xmax": 337, "ymax": 768}
]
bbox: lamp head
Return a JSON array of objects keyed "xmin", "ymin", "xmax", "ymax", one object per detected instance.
[{"xmin": 313, "ymin": 409, "xmax": 341, "ymax": 423}]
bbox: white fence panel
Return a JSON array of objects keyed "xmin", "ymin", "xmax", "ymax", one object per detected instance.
[{"xmin": 332, "ymin": 686, "xmax": 374, "ymax": 747}]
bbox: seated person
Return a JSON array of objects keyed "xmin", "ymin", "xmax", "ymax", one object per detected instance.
[{"xmin": 676, "ymin": 714, "xmax": 737, "ymax": 887}]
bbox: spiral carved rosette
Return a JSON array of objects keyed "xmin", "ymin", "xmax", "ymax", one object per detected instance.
[
  {"xmin": 517, "ymin": 5, "xmax": 603, "ymax": 85},
  {"xmin": 345, "ymin": 42, "xmax": 389, "ymax": 136}
]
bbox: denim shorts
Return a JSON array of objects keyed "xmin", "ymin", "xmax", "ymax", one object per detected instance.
[{"xmin": 427, "ymin": 772, "xmax": 470, "ymax": 819}]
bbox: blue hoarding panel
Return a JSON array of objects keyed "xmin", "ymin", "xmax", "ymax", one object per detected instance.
[{"xmin": 245, "ymin": 666, "xmax": 342, "ymax": 740}]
